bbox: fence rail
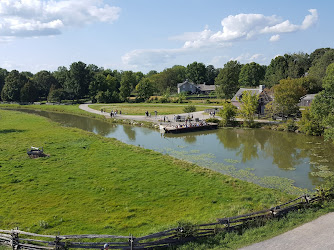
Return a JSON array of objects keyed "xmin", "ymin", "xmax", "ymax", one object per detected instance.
[{"xmin": 0, "ymin": 194, "xmax": 330, "ymax": 250}]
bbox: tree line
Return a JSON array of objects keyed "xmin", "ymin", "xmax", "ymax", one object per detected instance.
[{"xmin": 0, "ymin": 47, "xmax": 333, "ymax": 104}]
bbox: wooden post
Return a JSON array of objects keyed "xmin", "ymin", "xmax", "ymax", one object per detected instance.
[
  {"xmin": 129, "ymin": 234, "xmax": 133, "ymax": 250},
  {"xmin": 54, "ymin": 235, "xmax": 61, "ymax": 250},
  {"xmin": 11, "ymin": 227, "xmax": 19, "ymax": 250}
]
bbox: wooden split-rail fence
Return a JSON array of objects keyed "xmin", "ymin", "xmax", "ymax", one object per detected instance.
[{"xmin": 0, "ymin": 194, "xmax": 328, "ymax": 250}]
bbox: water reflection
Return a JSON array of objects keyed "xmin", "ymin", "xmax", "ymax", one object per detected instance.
[
  {"xmin": 9, "ymin": 108, "xmax": 334, "ymax": 190},
  {"xmin": 123, "ymin": 125, "xmax": 136, "ymax": 141}
]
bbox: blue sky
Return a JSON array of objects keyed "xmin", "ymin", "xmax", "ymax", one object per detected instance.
[{"xmin": 0, "ymin": 0, "xmax": 332, "ymax": 73}]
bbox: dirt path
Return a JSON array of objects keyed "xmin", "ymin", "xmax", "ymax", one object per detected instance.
[
  {"xmin": 240, "ymin": 212, "xmax": 334, "ymax": 250},
  {"xmin": 79, "ymin": 103, "xmax": 212, "ymax": 126}
]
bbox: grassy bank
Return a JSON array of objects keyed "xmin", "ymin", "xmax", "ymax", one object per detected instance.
[{"xmin": 0, "ymin": 109, "xmax": 293, "ymax": 237}]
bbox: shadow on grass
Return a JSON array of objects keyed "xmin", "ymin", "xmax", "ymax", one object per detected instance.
[{"xmin": 0, "ymin": 129, "xmax": 25, "ymax": 134}]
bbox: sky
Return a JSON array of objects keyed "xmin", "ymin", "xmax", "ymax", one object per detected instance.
[{"xmin": 0, "ymin": 0, "xmax": 333, "ymax": 74}]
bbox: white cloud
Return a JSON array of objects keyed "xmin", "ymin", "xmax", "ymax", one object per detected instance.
[
  {"xmin": 0, "ymin": 0, "xmax": 121, "ymax": 38},
  {"xmin": 269, "ymin": 34, "xmax": 280, "ymax": 42},
  {"xmin": 123, "ymin": 9, "xmax": 318, "ymax": 70},
  {"xmin": 301, "ymin": 9, "xmax": 318, "ymax": 30},
  {"xmin": 230, "ymin": 53, "xmax": 266, "ymax": 64}
]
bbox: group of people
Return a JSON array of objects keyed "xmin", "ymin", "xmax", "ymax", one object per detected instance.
[
  {"xmin": 172, "ymin": 120, "xmax": 207, "ymax": 129},
  {"xmin": 110, "ymin": 109, "xmax": 121, "ymax": 117}
]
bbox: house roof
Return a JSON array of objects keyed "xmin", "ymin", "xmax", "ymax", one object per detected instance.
[
  {"xmin": 300, "ymin": 94, "xmax": 317, "ymax": 101},
  {"xmin": 197, "ymin": 84, "xmax": 216, "ymax": 91},
  {"xmin": 231, "ymin": 88, "xmax": 262, "ymax": 102},
  {"xmin": 177, "ymin": 79, "xmax": 196, "ymax": 88}
]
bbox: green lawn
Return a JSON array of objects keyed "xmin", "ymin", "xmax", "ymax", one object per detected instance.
[
  {"xmin": 0, "ymin": 109, "xmax": 293, "ymax": 237},
  {"xmin": 89, "ymin": 103, "xmax": 214, "ymax": 115}
]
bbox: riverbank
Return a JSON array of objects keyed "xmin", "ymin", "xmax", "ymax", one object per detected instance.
[{"xmin": 0, "ymin": 109, "xmax": 292, "ymax": 237}]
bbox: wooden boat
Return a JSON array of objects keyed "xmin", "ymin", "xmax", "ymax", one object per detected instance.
[{"xmin": 163, "ymin": 123, "xmax": 218, "ymax": 134}]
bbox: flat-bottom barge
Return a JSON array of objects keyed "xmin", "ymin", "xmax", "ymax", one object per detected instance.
[{"xmin": 163, "ymin": 123, "xmax": 218, "ymax": 134}]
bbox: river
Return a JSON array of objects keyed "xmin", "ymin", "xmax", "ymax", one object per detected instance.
[{"xmin": 16, "ymin": 109, "xmax": 334, "ymax": 193}]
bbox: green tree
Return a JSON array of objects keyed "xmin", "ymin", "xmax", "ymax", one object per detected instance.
[
  {"xmin": 219, "ymin": 101, "xmax": 237, "ymax": 126},
  {"xmin": 308, "ymin": 49, "xmax": 334, "ymax": 82},
  {"xmin": 205, "ymin": 65, "xmax": 219, "ymax": 85},
  {"xmin": 286, "ymin": 53, "xmax": 311, "ymax": 79},
  {"xmin": 150, "ymin": 65, "xmax": 186, "ymax": 94},
  {"xmin": 264, "ymin": 55, "xmax": 289, "ymax": 87},
  {"xmin": 20, "ymin": 80, "xmax": 38, "ymax": 102},
  {"xmin": 186, "ymin": 61, "xmax": 206, "ymax": 84},
  {"xmin": 119, "ymin": 76, "xmax": 132, "ymax": 101},
  {"xmin": 215, "ymin": 60, "xmax": 241, "ymax": 99},
  {"xmin": 53, "ymin": 66, "xmax": 68, "ymax": 88},
  {"xmin": 309, "ymin": 63, "xmax": 334, "ymax": 142},
  {"xmin": 298, "ymin": 108, "xmax": 323, "ymax": 136},
  {"xmin": 47, "ymin": 86, "xmax": 65, "ymax": 103},
  {"xmin": 120, "ymin": 71, "xmax": 137, "ymax": 91},
  {"xmin": 1, "ymin": 70, "xmax": 27, "ymax": 102},
  {"xmin": 238, "ymin": 91, "xmax": 259, "ymax": 127},
  {"xmin": 0, "ymin": 68, "xmax": 8, "ymax": 101},
  {"xmin": 238, "ymin": 62, "xmax": 266, "ymax": 87},
  {"xmin": 136, "ymin": 78, "xmax": 154, "ymax": 101},
  {"xmin": 64, "ymin": 61, "xmax": 91, "ymax": 100},
  {"xmin": 34, "ymin": 70, "xmax": 59, "ymax": 100},
  {"xmin": 273, "ymin": 78, "xmax": 307, "ymax": 117}
]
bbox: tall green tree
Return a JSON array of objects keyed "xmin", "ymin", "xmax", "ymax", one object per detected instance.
[
  {"xmin": 53, "ymin": 66, "xmax": 68, "ymax": 88},
  {"xmin": 238, "ymin": 62, "xmax": 266, "ymax": 87},
  {"xmin": 308, "ymin": 49, "xmax": 334, "ymax": 86},
  {"xmin": 65, "ymin": 61, "xmax": 91, "ymax": 100},
  {"xmin": 186, "ymin": 61, "xmax": 206, "ymax": 84},
  {"xmin": 205, "ymin": 65, "xmax": 219, "ymax": 85},
  {"xmin": 136, "ymin": 78, "xmax": 154, "ymax": 101},
  {"xmin": 238, "ymin": 91, "xmax": 259, "ymax": 127},
  {"xmin": 273, "ymin": 78, "xmax": 307, "ymax": 117},
  {"xmin": 0, "ymin": 68, "xmax": 8, "ymax": 101},
  {"xmin": 264, "ymin": 56, "xmax": 289, "ymax": 87},
  {"xmin": 120, "ymin": 71, "xmax": 137, "ymax": 91},
  {"xmin": 119, "ymin": 75, "xmax": 132, "ymax": 101},
  {"xmin": 1, "ymin": 70, "xmax": 27, "ymax": 102},
  {"xmin": 34, "ymin": 70, "xmax": 59, "ymax": 100},
  {"xmin": 219, "ymin": 101, "xmax": 237, "ymax": 126},
  {"xmin": 149, "ymin": 66, "xmax": 185, "ymax": 94},
  {"xmin": 20, "ymin": 80, "xmax": 38, "ymax": 102},
  {"xmin": 286, "ymin": 53, "xmax": 311, "ymax": 79},
  {"xmin": 215, "ymin": 60, "xmax": 241, "ymax": 99}
]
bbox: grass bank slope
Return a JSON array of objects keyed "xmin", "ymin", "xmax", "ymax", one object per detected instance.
[{"xmin": 0, "ymin": 110, "xmax": 292, "ymax": 236}]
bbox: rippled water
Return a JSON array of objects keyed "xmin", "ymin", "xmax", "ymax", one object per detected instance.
[{"xmin": 15, "ymin": 109, "xmax": 334, "ymax": 192}]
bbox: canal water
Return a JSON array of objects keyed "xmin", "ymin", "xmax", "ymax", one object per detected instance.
[{"xmin": 17, "ymin": 109, "xmax": 334, "ymax": 193}]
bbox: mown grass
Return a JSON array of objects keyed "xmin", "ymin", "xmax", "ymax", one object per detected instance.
[
  {"xmin": 0, "ymin": 109, "xmax": 294, "ymax": 237},
  {"xmin": 89, "ymin": 103, "xmax": 213, "ymax": 115},
  {"xmin": 0, "ymin": 103, "xmax": 95, "ymax": 116}
]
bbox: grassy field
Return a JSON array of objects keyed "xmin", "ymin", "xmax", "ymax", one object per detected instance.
[
  {"xmin": 89, "ymin": 103, "xmax": 215, "ymax": 115},
  {"xmin": 0, "ymin": 109, "xmax": 294, "ymax": 238}
]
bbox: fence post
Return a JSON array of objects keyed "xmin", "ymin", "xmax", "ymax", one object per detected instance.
[
  {"xmin": 129, "ymin": 234, "xmax": 134, "ymax": 250},
  {"xmin": 54, "ymin": 235, "xmax": 61, "ymax": 250},
  {"xmin": 11, "ymin": 227, "xmax": 19, "ymax": 250}
]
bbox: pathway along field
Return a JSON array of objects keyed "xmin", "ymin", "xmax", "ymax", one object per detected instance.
[{"xmin": 0, "ymin": 109, "xmax": 292, "ymax": 236}]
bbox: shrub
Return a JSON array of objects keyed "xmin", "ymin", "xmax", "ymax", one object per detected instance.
[{"xmin": 183, "ymin": 105, "xmax": 196, "ymax": 113}]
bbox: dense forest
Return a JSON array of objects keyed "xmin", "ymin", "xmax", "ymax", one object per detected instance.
[
  {"xmin": 0, "ymin": 47, "xmax": 333, "ymax": 104},
  {"xmin": 1, "ymin": 47, "xmax": 334, "ymax": 141}
]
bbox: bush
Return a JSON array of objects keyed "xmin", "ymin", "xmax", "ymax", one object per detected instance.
[
  {"xmin": 206, "ymin": 118, "xmax": 220, "ymax": 123},
  {"xmin": 183, "ymin": 105, "xmax": 196, "ymax": 113}
]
